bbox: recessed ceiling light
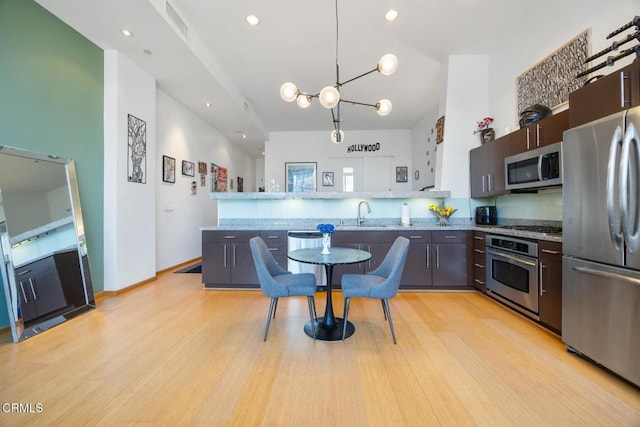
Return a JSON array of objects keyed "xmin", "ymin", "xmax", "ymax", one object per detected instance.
[
  {"xmin": 242, "ymin": 134, "xmax": 247, "ymax": 139},
  {"xmin": 121, "ymin": 29, "xmax": 134, "ymax": 37},
  {"xmin": 205, "ymin": 102, "xmax": 213, "ymax": 107},
  {"xmin": 384, "ymin": 9, "xmax": 399, "ymax": 22},
  {"xmin": 246, "ymin": 14, "xmax": 260, "ymax": 26}
]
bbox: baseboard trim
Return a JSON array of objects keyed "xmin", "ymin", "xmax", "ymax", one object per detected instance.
[
  {"xmin": 99, "ymin": 276, "xmax": 158, "ymax": 297},
  {"xmin": 158, "ymin": 257, "xmax": 202, "ymax": 275},
  {"xmin": 96, "ymin": 257, "xmax": 203, "ymax": 298}
]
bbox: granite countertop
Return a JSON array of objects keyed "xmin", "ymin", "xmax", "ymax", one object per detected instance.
[
  {"xmin": 201, "ymin": 222, "xmax": 562, "ymax": 242},
  {"xmin": 209, "ymin": 190, "xmax": 451, "ymax": 200}
]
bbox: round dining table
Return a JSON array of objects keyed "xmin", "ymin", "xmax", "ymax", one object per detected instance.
[{"xmin": 288, "ymin": 246, "xmax": 371, "ymax": 341}]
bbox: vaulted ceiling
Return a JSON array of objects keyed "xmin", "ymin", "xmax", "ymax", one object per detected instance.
[{"xmin": 34, "ymin": 0, "xmax": 633, "ymax": 156}]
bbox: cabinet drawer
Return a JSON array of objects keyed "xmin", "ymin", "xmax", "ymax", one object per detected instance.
[
  {"xmin": 473, "ymin": 252, "xmax": 485, "ymax": 268},
  {"xmin": 397, "ymin": 231, "xmax": 431, "ymax": 242},
  {"xmin": 538, "ymin": 240, "xmax": 562, "ymax": 256},
  {"xmin": 472, "ymin": 231, "xmax": 486, "ymax": 251},
  {"xmin": 432, "ymin": 230, "xmax": 467, "ymax": 243},
  {"xmin": 260, "ymin": 230, "xmax": 287, "ymax": 242},
  {"xmin": 473, "ymin": 264, "xmax": 486, "ymax": 284},
  {"xmin": 203, "ymin": 230, "xmax": 258, "ymax": 243}
]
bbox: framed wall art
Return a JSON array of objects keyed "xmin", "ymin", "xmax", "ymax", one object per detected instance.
[
  {"xmin": 322, "ymin": 172, "xmax": 334, "ymax": 187},
  {"xmin": 285, "ymin": 162, "xmax": 316, "ymax": 192},
  {"xmin": 182, "ymin": 160, "xmax": 195, "ymax": 177},
  {"xmin": 396, "ymin": 166, "xmax": 408, "ymax": 183},
  {"xmin": 198, "ymin": 161, "xmax": 207, "ymax": 174},
  {"xmin": 162, "ymin": 155, "xmax": 175, "ymax": 183},
  {"xmin": 516, "ymin": 29, "xmax": 589, "ymax": 113},
  {"xmin": 436, "ymin": 116, "xmax": 445, "ymax": 144},
  {"xmin": 210, "ymin": 163, "xmax": 228, "ymax": 192},
  {"xmin": 127, "ymin": 114, "xmax": 147, "ymax": 183}
]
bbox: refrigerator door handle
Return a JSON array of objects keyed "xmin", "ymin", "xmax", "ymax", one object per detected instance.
[
  {"xmin": 573, "ymin": 266, "xmax": 640, "ymax": 287},
  {"xmin": 620, "ymin": 122, "xmax": 640, "ymax": 253},
  {"xmin": 607, "ymin": 126, "xmax": 624, "ymax": 251}
]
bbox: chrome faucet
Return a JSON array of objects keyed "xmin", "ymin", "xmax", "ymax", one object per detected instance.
[{"xmin": 357, "ymin": 201, "xmax": 371, "ymax": 226}]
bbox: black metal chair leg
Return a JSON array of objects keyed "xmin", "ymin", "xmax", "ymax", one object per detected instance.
[
  {"xmin": 381, "ymin": 299, "xmax": 387, "ymax": 320},
  {"xmin": 307, "ymin": 296, "xmax": 316, "ymax": 340},
  {"xmin": 382, "ymin": 299, "xmax": 397, "ymax": 344},
  {"xmin": 272, "ymin": 297, "xmax": 279, "ymax": 319},
  {"xmin": 342, "ymin": 297, "xmax": 351, "ymax": 341},
  {"xmin": 264, "ymin": 297, "xmax": 277, "ymax": 341}
]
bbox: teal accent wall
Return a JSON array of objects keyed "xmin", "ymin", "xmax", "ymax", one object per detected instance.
[{"xmin": 0, "ymin": 0, "xmax": 104, "ymax": 327}]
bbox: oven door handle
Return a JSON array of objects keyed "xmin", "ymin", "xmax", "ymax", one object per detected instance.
[{"xmin": 488, "ymin": 249, "xmax": 536, "ymax": 267}]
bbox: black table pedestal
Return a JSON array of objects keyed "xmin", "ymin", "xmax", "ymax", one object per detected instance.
[
  {"xmin": 304, "ymin": 317, "xmax": 355, "ymax": 341},
  {"xmin": 287, "ymin": 248, "xmax": 371, "ymax": 342}
]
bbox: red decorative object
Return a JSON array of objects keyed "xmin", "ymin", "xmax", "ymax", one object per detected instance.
[{"xmin": 473, "ymin": 117, "xmax": 494, "ymax": 134}]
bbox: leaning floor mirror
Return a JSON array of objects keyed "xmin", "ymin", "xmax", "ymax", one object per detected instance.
[{"xmin": 0, "ymin": 146, "xmax": 95, "ymax": 342}]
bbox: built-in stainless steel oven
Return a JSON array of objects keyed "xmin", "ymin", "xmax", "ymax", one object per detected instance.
[{"xmin": 486, "ymin": 235, "xmax": 539, "ymax": 319}]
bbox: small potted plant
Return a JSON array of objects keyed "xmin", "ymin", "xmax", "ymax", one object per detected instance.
[{"xmin": 474, "ymin": 117, "xmax": 495, "ymax": 144}]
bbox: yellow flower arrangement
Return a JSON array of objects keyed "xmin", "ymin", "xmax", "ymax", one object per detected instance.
[{"xmin": 428, "ymin": 201, "xmax": 457, "ymax": 226}]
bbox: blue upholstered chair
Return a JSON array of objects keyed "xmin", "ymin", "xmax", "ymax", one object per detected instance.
[
  {"xmin": 249, "ymin": 237, "xmax": 317, "ymax": 341},
  {"xmin": 340, "ymin": 236, "xmax": 410, "ymax": 344}
]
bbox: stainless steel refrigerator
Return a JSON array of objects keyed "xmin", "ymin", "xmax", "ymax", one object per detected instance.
[{"xmin": 563, "ymin": 105, "xmax": 640, "ymax": 387}]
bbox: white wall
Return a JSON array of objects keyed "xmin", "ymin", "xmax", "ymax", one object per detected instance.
[
  {"xmin": 266, "ymin": 129, "xmax": 412, "ymax": 192},
  {"xmin": 410, "ymin": 106, "xmax": 440, "ymax": 190},
  {"xmin": 155, "ymin": 90, "xmax": 256, "ymax": 270},
  {"xmin": 104, "ymin": 50, "xmax": 157, "ymax": 291},
  {"xmin": 436, "ymin": 55, "xmax": 489, "ymax": 198},
  {"xmin": 488, "ymin": 2, "xmax": 638, "ymax": 137},
  {"xmin": 255, "ymin": 157, "xmax": 265, "ymax": 191}
]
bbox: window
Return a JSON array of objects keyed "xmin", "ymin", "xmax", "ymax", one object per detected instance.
[{"xmin": 343, "ymin": 167, "xmax": 354, "ymax": 192}]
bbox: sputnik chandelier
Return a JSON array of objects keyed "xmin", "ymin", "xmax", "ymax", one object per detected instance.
[{"xmin": 279, "ymin": 0, "xmax": 398, "ymax": 144}]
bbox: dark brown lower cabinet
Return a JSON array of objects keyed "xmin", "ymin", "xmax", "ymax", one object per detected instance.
[
  {"xmin": 331, "ymin": 231, "xmax": 397, "ymax": 286},
  {"xmin": 202, "ymin": 229, "xmax": 470, "ymax": 290},
  {"xmin": 538, "ymin": 240, "xmax": 562, "ymax": 334},
  {"xmin": 398, "ymin": 230, "xmax": 469, "ymax": 289},
  {"xmin": 14, "ymin": 250, "xmax": 82, "ymax": 325},
  {"xmin": 202, "ymin": 230, "xmax": 259, "ymax": 288},
  {"xmin": 259, "ymin": 231, "xmax": 288, "ymax": 271},
  {"xmin": 471, "ymin": 231, "xmax": 487, "ymax": 293},
  {"xmin": 398, "ymin": 231, "xmax": 432, "ymax": 289},
  {"xmin": 431, "ymin": 231, "xmax": 469, "ymax": 288}
]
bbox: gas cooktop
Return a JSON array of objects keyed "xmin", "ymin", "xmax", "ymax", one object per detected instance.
[{"xmin": 498, "ymin": 225, "xmax": 562, "ymax": 234}]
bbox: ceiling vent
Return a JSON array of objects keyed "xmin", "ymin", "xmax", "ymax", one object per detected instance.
[{"xmin": 165, "ymin": 1, "xmax": 189, "ymax": 39}]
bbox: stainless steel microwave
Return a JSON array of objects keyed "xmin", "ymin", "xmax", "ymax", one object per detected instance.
[{"xmin": 505, "ymin": 141, "xmax": 562, "ymax": 190}]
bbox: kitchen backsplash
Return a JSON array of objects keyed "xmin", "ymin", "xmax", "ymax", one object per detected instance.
[
  {"xmin": 217, "ymin": 189, "xmax": 562, "ymax": 223},
  {"xmin": 490, "ymin": 189, "xmax": 562, "ymax": 221}
]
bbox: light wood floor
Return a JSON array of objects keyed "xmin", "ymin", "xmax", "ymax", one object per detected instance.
[{"xmin": 0, "ymin": 270, "xmax": 639, "ymax": 426}]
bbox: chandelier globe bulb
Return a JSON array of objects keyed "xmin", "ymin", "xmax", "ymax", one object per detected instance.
[
  {"xmin": 280, "ymin": 82, "xmax": 298, "ymax": 102},
  {"xmin": 376, "ymin": 99, "xmax": 393, "ymax": 116},
  {"xmin": 378, "ymin": 54, "xmax": 398, "ymax": 76},
  {"xmin": 296, "ymin": 94, "xmax": 311, "ymax": 108},
  {"xmin": 319, "ymin": 86, "xmax": 340, "ymax": 109},
  {"xmin": 330, "ymin": 129, "xmax": 345, "ymax": 144}
]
